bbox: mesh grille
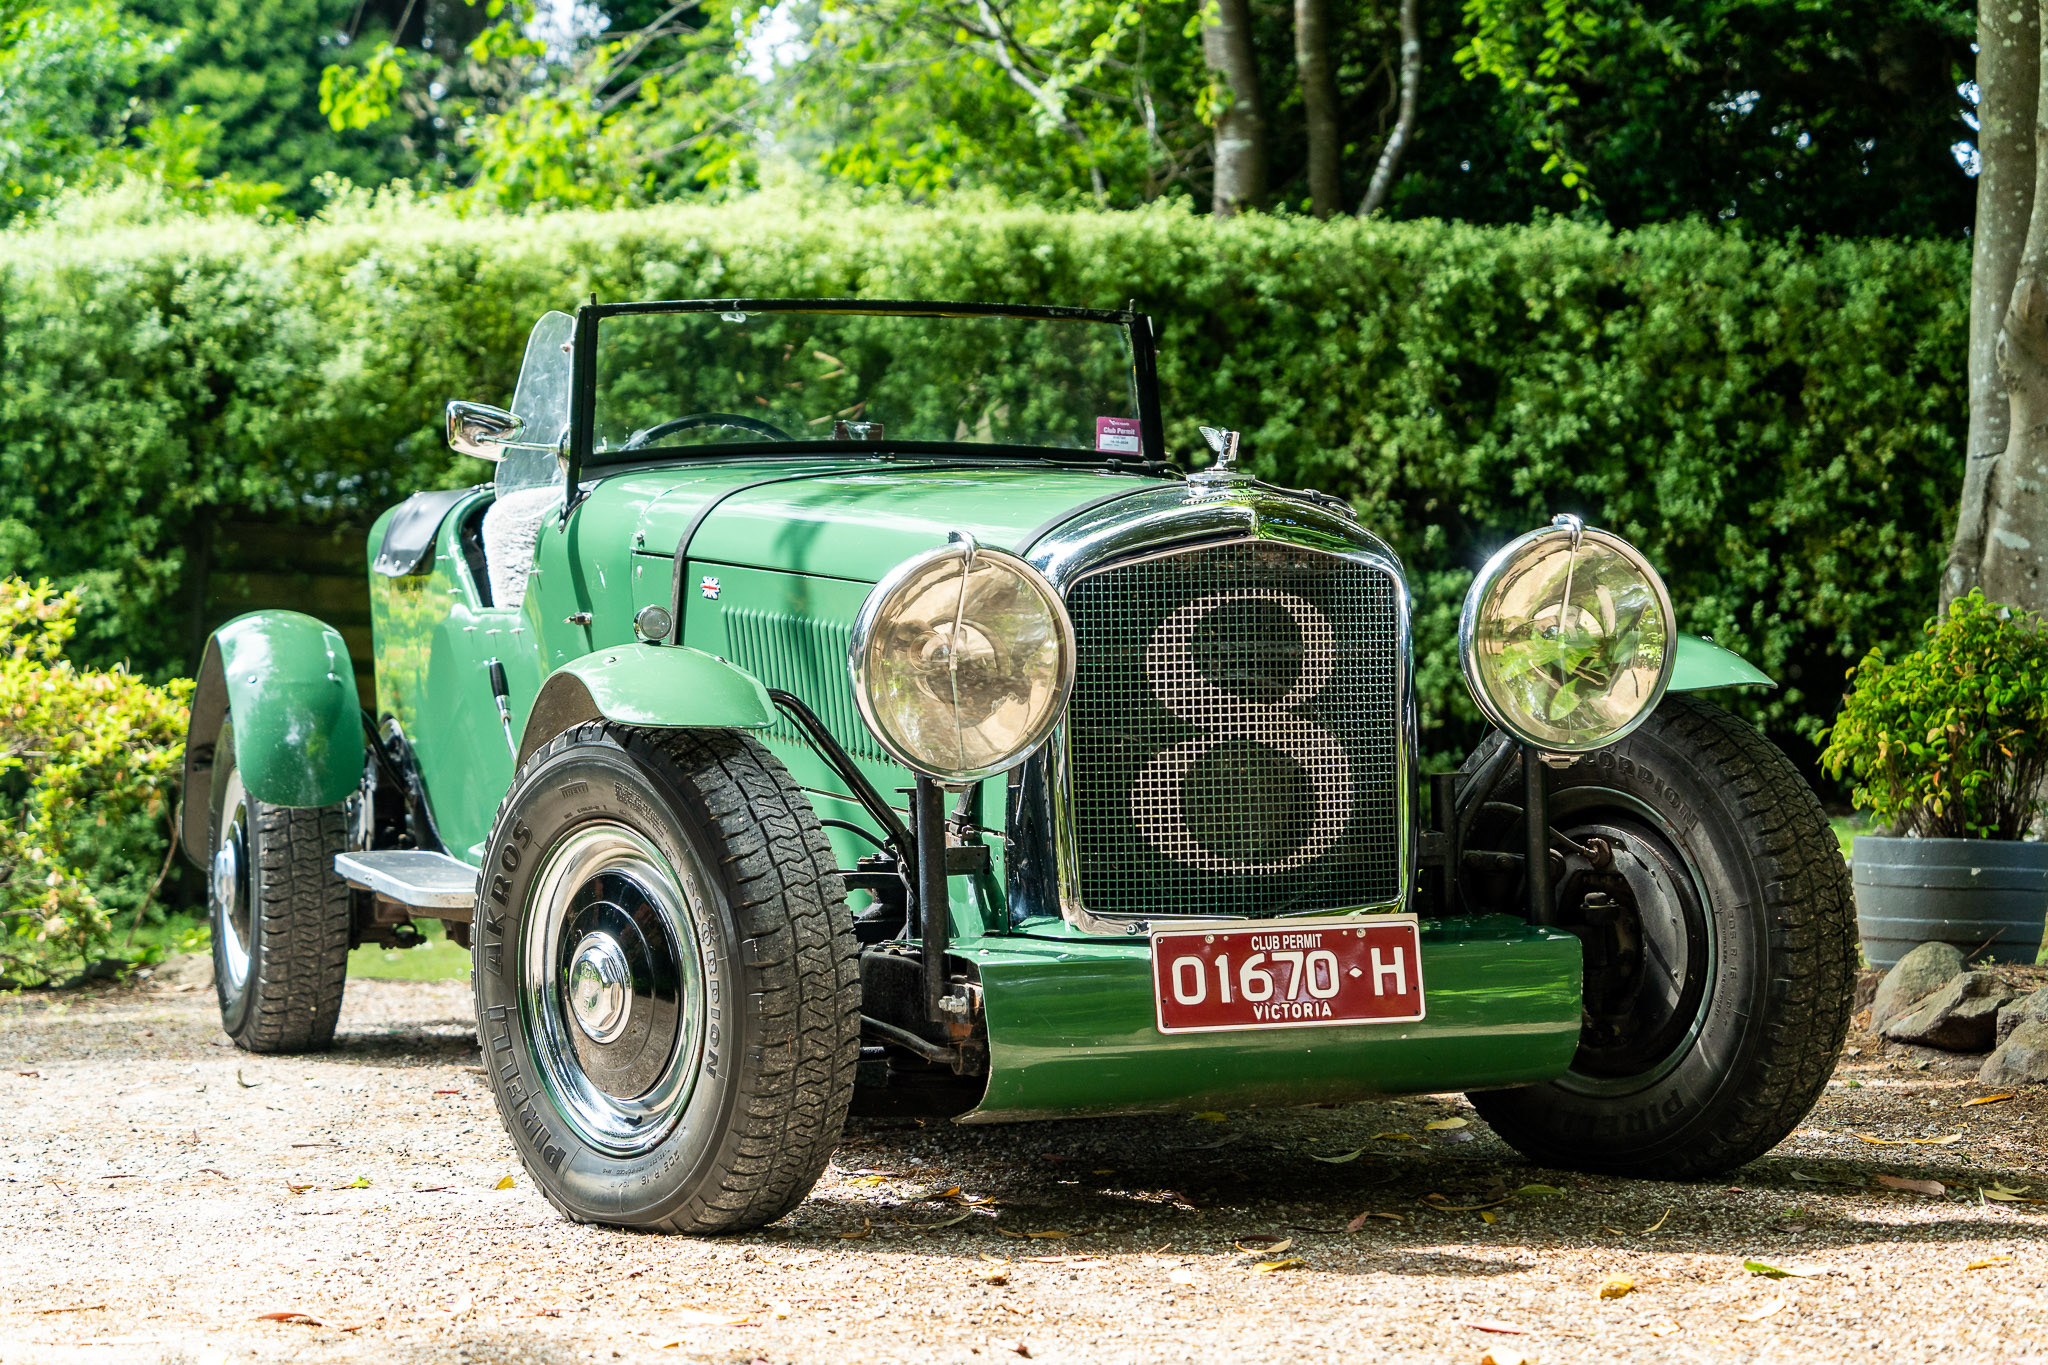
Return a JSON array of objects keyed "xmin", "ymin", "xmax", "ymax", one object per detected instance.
[{"xmin": 1065, "ymin": 540, "xmax": 1402, "ymax": 919}]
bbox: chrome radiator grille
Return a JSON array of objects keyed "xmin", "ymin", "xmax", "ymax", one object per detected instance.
[{"xmin": 1064, "ymin": 540, "xmax": 1403, "ymax": 920}]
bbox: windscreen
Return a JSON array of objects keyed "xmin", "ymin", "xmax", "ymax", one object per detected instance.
[{"xmin": 589, "ymin": 307, "xmax": 1145, "ymax": 460}]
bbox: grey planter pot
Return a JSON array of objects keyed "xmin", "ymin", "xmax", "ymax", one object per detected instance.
[{"xmin": 1852, "ymin": 835, "xmax": 2048, "ymax": 968}]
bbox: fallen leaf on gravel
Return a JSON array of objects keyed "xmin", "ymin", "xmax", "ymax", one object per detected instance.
[
  {"xmin": 897, "ymin": 1211, "xmax": 971, "ymax": 1231},
  {"xmin": 32, "ymin": 1304, "xmax": 105, "ymax": 1315},
  {"xmin": 1425, "ymin": 1118, "xmax": 1469, "ymax": 1131},
  {"xmin": 236, "ymin": 1070, "xmax": 260, "ymax": 1088},
  {"xmin": 1233, "ymin": 1234, "xmax": 1291, "ymax": 1250},
  {"xmin": 1252, "ymin": 1258, "xmax": 1306, "ymax": 1273},
  {"xmin": 255, "ymin": 1311, "xmax": 334, "ymax": 1327},
  {"xmin": 1744, "ymin": 1259, "xmax": 1821, "ymax": 1279},
  {"xmin": 412, "ymin": 1186, "xmax": 451, "ymax": 1194},
  {"xmin": 1965, "ymin": 1094, "xmax": 2014, "ymax": 1106},
  {"xmin": 494, "ymin": 1176, "xmax": 515, "ymax": 1190},
  {"xmin": 434, "ymin": 1089, "xmax": 459, "ymax": 1095},
  {"xmin": 1311, "ymin": 1149, "xmax": 1366, "ymax": 1164},
  {"xmin": 1192, "ymin": 1111, "xmax": 1226, "ymax": 1121},
  {"xmin": 1876, "ymin": 1175, "xmax": 1946, "ymax": 1197},
  {"xmin": 1479, "ymin": 1351, "xmax": 1525, "ymax": 1365},
  {"xmin": 1646, "ymin": 1320, "xmax": 1682, "ymax": 1338},
  {"xmin": 1480, "ymin": 1210, "xmax": 1499, "ymax": 1225},
  {"xmin": 1855, "ymin": 1131, "xmax": 1963, "ymax": 1147},
  {"xmin": 1371, "ymin": 1131, "xmax": 1417, "ymax": 1142},
  {"xmin": 844, "ymin": 1175, "xmax": 891, "ymax": 1187},
  {"xmin": 1598, "ymin": 1275, "xmax": 1634, "ymax": 1298},
  {"xmin": 333, "ymin": 1176, "xmax": 370, "ymax": 1190},
  {"xmin": 840, "ymin": 1220, "xmax": 873, "ymax": 1240},
  {"xmin": 1513, "ymin": 1184, "xmax": 1564, "ymax": 1198},
  {"xmin": 1423, "ymin": 1194, "xmax": 1511, "ymax": 1212},
  {"xmin": 992, "ymin": 1341, "xmax": 1032, "ymax": 1358},
  {"xmin": 1965, "ymin": 1256, "xmax": 2014, "ymax": 1270},
  {"xmin": 1465, "ymin": 1319, "xmax": 1528, "ymax": 1335},
  {"xmin": 1641, "ymin": 1208, "xmax": 1673, "ymax": 1233},
  {"xmin": 285, "ymin": 1183, "xmax": 316, "ymax": 1194},
  {"xmin": 1979, "ymin": 1183, "xmax": 2042, "ymax": 1203},
  {"xmin": 1737, "ymin": 1297, "xmax": 1786, "ymax": 1323},
  {"xmin": 1346, "ymin": 1210, "xmax": 1403, "ymax": 1230}
]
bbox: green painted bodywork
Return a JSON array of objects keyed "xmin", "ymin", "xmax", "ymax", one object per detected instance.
[
  {"xmin": 518, "ymin": 644, "xmax": 776, "ymax": 762},
  {"xmin": 187, "ymin": 611, "xmax": 363, "ymax": 824},
  {"xmin": 961, "ymin": 916, "xmax": 1583, "ymax": 1120},
  {"xmin": 336, "ymin": 449, "xmax": 1776, "ymax": 1115},
  {"xmin": 1669, "ymin": 633, "xmax": 1774, "ymax": 691}
]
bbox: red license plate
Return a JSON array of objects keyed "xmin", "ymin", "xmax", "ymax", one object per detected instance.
[{"xmin": 1151, "ymin": 916, "xmax": 1426, "ymax": 1034}]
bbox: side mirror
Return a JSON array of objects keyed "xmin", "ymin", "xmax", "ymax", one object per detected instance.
[{"xmin": 446, "ymin": 401, "xmax": 523, "ymax": 460}]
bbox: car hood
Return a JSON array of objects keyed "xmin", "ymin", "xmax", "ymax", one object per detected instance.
[{"xmin": 609, "ymin": 458, "xmax": 1169, "ymax": 583}]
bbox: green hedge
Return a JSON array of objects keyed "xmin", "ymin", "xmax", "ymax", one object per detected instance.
[{"xmin": 0, "ymin": 197, "xmax": 1967, "ymax": 770}]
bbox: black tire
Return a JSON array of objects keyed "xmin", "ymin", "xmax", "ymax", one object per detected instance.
[
  {"xmin": 473, "ymin": 723, "xmax": 859, "ymax": 1233},
  {"xmin": 1462, "ymin": 695, "xmax": 1855, "ymax": 1177},
  {"xmin": 207, "ymin": 722, "xmax": 353, "ymax": 1054}
]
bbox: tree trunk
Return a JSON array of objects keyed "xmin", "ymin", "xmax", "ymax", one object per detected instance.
[
  {"xmin": 1201, "ymin": 0, "xmax": 1266, "ymax": 216},
  {"xmin": 1979, "ymin": 22, "xmax": 2048, "ymax": 614},
  {"xmin": 1358, "ymin": 0, "xmax": 1420, "ymax": 218},
  {"xmin": 1294, "ymin": 0, "xmax": 1340, "ymax": 218},
  {"xmin": 1947, "ymin": 0, "xmax": 2040, "ymax": 607}
]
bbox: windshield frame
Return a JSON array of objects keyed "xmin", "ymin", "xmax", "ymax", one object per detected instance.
[{"xmin": 564, "ymin": 298, "xmax": 1166, "ymax": 490}]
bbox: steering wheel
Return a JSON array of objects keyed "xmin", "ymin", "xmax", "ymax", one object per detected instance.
[{"xmin": 622, "ymin": 412, "xmax": 795, "ymax": 449}]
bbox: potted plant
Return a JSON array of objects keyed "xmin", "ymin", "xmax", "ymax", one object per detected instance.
[{"xmin": 1821, "ymin": 590, "xmax": 2048, "ymax": 966}]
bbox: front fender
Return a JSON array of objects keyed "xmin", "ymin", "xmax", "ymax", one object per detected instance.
[
  {"xmin": 1668, "ymin": 634, "xmax": 1774, "ymax": 692},
  {"xmin": 517, "ymin": 645, "xmax": 776, "ymax": 764},
  {"xmin": 181, "ymin": 611, "xmax": 364, "ymax": 866}
]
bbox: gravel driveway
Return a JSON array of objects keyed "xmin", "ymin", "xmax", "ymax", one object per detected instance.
[{"xmin": 4, "ymin": 965, "xmax": 2045, "ymax": 1364}]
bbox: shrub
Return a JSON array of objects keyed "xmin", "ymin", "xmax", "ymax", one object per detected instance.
[
  {"xmin": 1820, "ymin": 591, "xmax": 2048, "ymax": 840},
  {"xmin": 0, "ymin": 195, "xmax": 1968, "ymax": 769},
  {"xmin": 0, "ymin": 579, "xmax": 191, "ymax": 987}
]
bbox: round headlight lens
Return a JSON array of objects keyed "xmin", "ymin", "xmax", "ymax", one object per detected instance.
[
  {"xmin": 850, "ymin": 542, "xmax": 1077, "ymax": 783},
  {"xmin": 1459, "ymin": 520, "xmax": 1675, "ymax": 752}
]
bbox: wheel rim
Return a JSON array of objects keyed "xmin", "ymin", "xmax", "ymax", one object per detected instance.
[
  {"xmin": 1548, "ymin": 788, "xmax": 1717, "ymax": 1099},
  {"xmin": 520, "ymin": 822, "xmax": 707, "ymax": 1157},
  {"xmin": 212, "ymin": 770, "xmax": 254, "ymax": 996}
]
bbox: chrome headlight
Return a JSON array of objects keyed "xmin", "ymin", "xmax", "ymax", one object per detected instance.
[
  {"xmin": 1459, "ymin": 516, "xmax": 1675, "ymax": 752},
  {"xmin": 850, "ymin": 538, "xmax": 1077, "ymax": 783}
]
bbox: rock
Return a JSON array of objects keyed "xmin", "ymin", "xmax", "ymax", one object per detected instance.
[
  {"xmin": 1996, "ymin": 989, "xmax": 2048, "ymax": 1047},
  {"xmin": 1869, "ymin": 942, "xmax": 1965, "ymax": 1033},
  {"xmin": 1979, "ymin": 1016, "xmax": 2048, "ymax": 1087},
  {"xmin": 1880, "ymin": 970, "xmax": 2016, "ymax": 1052}
]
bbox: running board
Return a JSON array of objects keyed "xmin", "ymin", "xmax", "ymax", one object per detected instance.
[{"xmin": 334, "ymin": 850, "xmax": 478, "ymax": 911}]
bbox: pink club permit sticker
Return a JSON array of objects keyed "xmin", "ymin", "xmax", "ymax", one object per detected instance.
[{"xmin": 1095, "ymin": 416, "xmax": 1143, "ymax": 455}]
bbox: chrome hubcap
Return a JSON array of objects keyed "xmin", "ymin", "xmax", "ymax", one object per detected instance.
[
  {"xmin": 522, "ymin": 823, "xmax": 707, "ymax": 1157},
  {"xmin": 567, "ymin": 933, "xmax": 632, "ymax": 1044},
  {"xmin": 212, "ymin": 771, "xmax": 253, "ymax": 995}
]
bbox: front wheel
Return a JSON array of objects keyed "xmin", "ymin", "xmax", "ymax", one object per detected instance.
[
  {"xmin": 473, "ymin": 723, "xmax": 859, "ymax": 1233},
  {"xmin": 1463, "ymin": 696, "xmax": 1855, "ymax": 1177}
]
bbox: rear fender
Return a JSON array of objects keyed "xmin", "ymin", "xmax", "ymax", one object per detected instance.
[
  {"xmin": 1668, "ymin": 634, "xmax": 1773, "ymax": 692},
  {"xmin": 517, "ymin": 645, "xmax": 776, "ymax": 764},
  {"xmin": 181, "ymin": 612, "xmax": 364, "ymax": 867}
]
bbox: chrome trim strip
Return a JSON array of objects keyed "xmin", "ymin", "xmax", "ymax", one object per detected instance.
[{"xmin": 1019, "ymin": 482, "xmax": 1417, "ymax": 937}]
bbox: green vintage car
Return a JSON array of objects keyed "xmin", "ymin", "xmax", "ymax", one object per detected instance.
[{"xmin": 180, "ymin": 300, "xmax": 1854, "ymax": 1233}]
